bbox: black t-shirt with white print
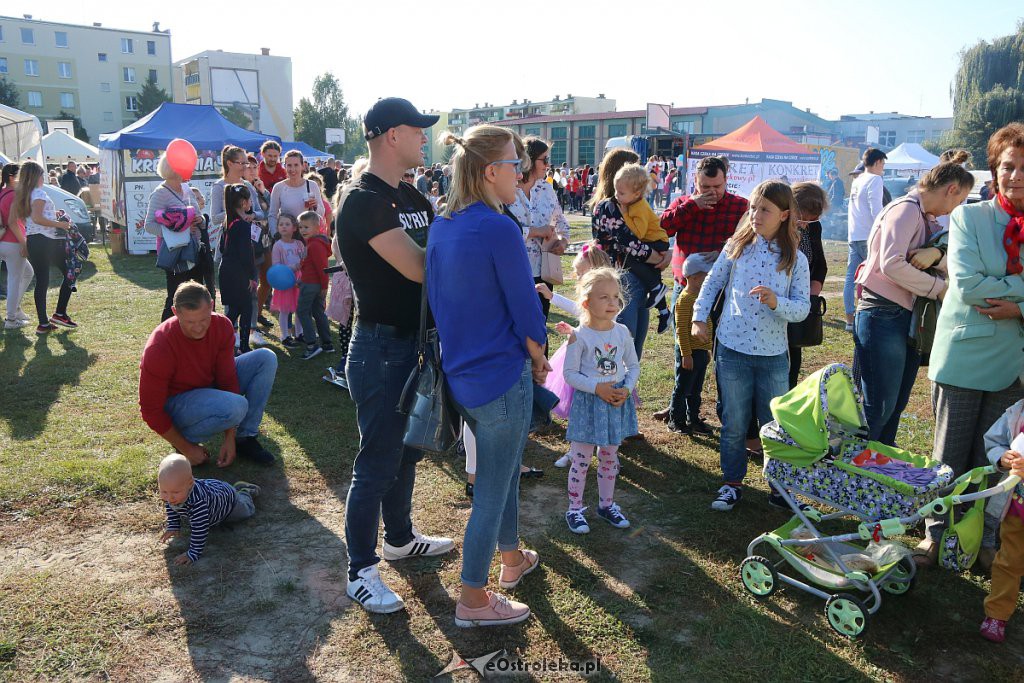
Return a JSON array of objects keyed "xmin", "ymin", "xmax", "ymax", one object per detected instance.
[{"xmin": 337, "ymin": 172, "xmax": 433, "ymax": 331}]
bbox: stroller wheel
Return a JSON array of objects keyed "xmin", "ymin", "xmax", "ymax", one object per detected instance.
[
  {"xmin": 825, "ymin": 594, "xmax": 869, "ymax": 638},
  {"xmin": 740, "ymin": 556, "xmax": 778, "ymax": 599},
  {"xmin": 881, "ymin": 557, "xmax": 915, "ymax": 596}
]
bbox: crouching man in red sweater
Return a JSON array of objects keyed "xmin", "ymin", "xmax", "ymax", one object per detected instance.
[{"xmin": 140, "ymin": 282, "xmax": 278, "ymax": 466}]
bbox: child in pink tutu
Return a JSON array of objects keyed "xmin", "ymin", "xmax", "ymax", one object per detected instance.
[{"xmin": 270, "ymin": 213, "xmax": 304, "ymax": 347}]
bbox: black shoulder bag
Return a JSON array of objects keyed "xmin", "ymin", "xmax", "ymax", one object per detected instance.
[
  {"xmin": 397, "ymin": 279, "xmax": 458, "ymax": 454},
  {"xmin": 909, "ymin": 228, "xmax": 948, "ymax": 366}
]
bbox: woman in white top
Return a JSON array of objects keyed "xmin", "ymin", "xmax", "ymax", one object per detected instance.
[
  {"xmin": 11, "ymin": 161, "xmax": 76, "ymax": 333},
  {"xmin": 268, "ymin": 150, "xmax": 324, "ymax": 236},
  {"xmin": 507, "ymin": 137, "xmax": 570, "ymax": 319}
]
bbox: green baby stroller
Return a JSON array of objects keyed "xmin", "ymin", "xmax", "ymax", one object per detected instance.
[{"xmin": 740, "ymin": 364, "xmax": 1019, "ymax": 638}]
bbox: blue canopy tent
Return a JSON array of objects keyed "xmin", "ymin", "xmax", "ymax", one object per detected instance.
[
  {"xmin": 98, "ymin": 102, "xmax": 280, "ymax": 152},
  {"xmin": 281, "ymin": 141, "xmax": 333, "ymax": 164}
]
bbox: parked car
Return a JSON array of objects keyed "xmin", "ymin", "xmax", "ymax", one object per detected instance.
[{"xmin": 41, "ymin": 183, "xmax": 94, "ymax": 242}]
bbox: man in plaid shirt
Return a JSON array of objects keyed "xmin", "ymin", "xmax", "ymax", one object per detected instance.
[{"xmin": 654, "ymin": 156, "xmax": 748, "ymax": 426}]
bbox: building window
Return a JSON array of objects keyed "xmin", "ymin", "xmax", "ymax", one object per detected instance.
[
  {"xmin": 126, "ymin": 96, "xmax": 139, "ymax": 112},
  {"xmin": 550, "ymin": 141, "xmax": 567, "ymax": 167},
  {"xmin": 880, "ymin": 130, "xmax": 897, "ymax": 147},
  {"xmin": 148, "ymin": 69, "xmax": 157, "ymax": 83},
  {"xmin": 103, "ymin": 111, "xmax": 114, "ymax": 122},
  {"xmin": 147, "ymin": 40, "xmax": 156, "ymax": 56},
  {"xmin": 58, "ymin": 61, "xmax": 72, "ymax": 78},
  {"xmin": 578, "ymin": 125, "xmax": 596, "ymax": 139},
  {"xmin": 577, "ymin": 140, "xmax": 596, "ymax": 167},
  {"xmin": 906, "ymin": 130, "xmax": 925, "ymax": 143},
  {"xmin": 673, "ymin": 120, "xmax": 695, "ymax": 135},
  {"xmin": 60, "ymin": 92, "xmax": 74, "ymax": 108},
  {"xmin": 0, "ymin": 26, "xmax": 4, "ymax": 41},
  {"xmin": 123, "ymin": 67, "xmax": 136, "ymax": 83},
  {"xmin": 24, "ymin": 59, "xmax": 39, "ymax": 77},
  {"xmin": 0, "ymin": 57, "xmax": 6, "ymax": 74},
  {"xmin": 550, "ymin": 126, "xmax": 567, "ymax": 140},
  {"xmin": 55, "ymin": 31, "xmax": 68, "ymax": 48},
  {"xmin": 27, "ymin": 91, "xmax": 42, "ymax": 108},
  {"xmin": 607, "ymin": 123, "xmax": 627, "ymax": 137},
  {"xmin": 121, "ymin": 37, "xmax": 134, "ymax": 54},
  {"xmin": 100, "ymin": 82, "xmax": 111, "ymax": 92},
  {"xmin": 98, "ymin": 52, "xmax": 107, "ymax": 62},
  {"xmin": 20, "ymin": 28, "xmax": 34, "ymax": 45}
]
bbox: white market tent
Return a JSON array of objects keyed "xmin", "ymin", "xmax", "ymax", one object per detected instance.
[
  {"xmin": 884, "ymin": 143, "xmax": 940, "ymax": 171},
  {"xmin": 0, "ymin": 102, "xmax": 43, "ymax": 163},
  {"xmin": 23, "ymin": 130, "xmax": 99, "ymax": 164}
]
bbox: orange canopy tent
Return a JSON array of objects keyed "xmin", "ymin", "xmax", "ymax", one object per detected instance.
[{"xmin": 685, "ymin": 116, "xmax": 820, "ymax": 197}]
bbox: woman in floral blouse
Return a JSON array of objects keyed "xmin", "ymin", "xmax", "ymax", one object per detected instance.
[
  {"xmin": 590, "ymin": 147, "xmax": 668, "ymax": 358},
  {"xmin": 507, "ymin": 137, "xmax": 570, "ymax": 319}
]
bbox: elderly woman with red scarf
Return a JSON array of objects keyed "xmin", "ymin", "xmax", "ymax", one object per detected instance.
[{"xmin": 917, "ymin": 123, "xmax": 1024, "ymax": 569}]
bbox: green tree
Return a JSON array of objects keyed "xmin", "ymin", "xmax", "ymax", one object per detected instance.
[
  {"xmin": 58, "ymin": 111, "xmax": 89, "ymax": 143},
  {"xmin": 294, "ymin": 72, "xmax": 367, "ymax": 161},
  {"xmin": 220, "ymin": 106, "xmax": 252, "ymax": 130},
  {"xmin": 949, "ymin": 22, "xmax": 1024, "ymax": 162},
  {"xmin": 136, "ymin": 73, "xmax": 171, "ymax": 119},
  {"xmin": 0, "ymin": 77, "xmax": 18, "ymax": 108}
]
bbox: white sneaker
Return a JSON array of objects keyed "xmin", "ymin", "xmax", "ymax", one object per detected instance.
[
  {"xmin": 346, "ymin": 565, "xmax": 405, "ymax": 614},
  {"xmin": 381, "ymin": 528, "xmax": 455, "ymax": 561},
  {"xmin": 4, "ymin": 318, "xmax": 29, "ymax": 329},
  {"xmin": 14, "ymin": 311, "xmax": 31, "ymax": 323},
  {"xmin": 555, "ymin": 452, "xmax": 572, "ymax": 468},
  {"xmin": 250, "ymin": 330, "xmax": 268, "ymax": 346}
]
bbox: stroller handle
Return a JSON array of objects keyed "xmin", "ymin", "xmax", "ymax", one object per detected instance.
[{"xmin": 952, "ymin": 473, "xmax": 1021, "ymax": 505}]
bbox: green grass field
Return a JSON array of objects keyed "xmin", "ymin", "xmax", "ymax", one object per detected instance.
[{"xmin": 0, "ymin": 219, "xmax": 1021, "ymax": 682}]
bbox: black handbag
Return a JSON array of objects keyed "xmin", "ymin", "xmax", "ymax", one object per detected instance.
[
  {"xmin": 788, "ymin": 295, "xmax": 827, "ymax": 348},
  {"xmin": 907, "ymin": 229, "xmax": 948, "ymax": 367},
  {"xmin": 397, "ymin": 279, "xmax": 458, "ymax": 454}
]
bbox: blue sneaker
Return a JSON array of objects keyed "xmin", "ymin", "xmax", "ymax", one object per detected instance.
[
  {"xmin": 597, "ymin": 503, "xmax": 630, "ymax": 529},
  {"xmin": 565, "ymin": 508, "xmax": 590, "ymax": 534}
]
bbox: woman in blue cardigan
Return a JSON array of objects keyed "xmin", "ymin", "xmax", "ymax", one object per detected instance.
[
  {"xmin": 919, "ymin": 124, "xmax": 1024, "ymax": 568},
  {"xmin": 428, "ymin": 125, "xmax": 551, "ymax": 628}
]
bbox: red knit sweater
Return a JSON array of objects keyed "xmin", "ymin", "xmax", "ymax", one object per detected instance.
[
  {"xmin": 139, "ymin": 314, "xmax": 240, "ymax": 434},
  {"xmin": 300, "ymin": 235, "xmax": 331, "ymax": 288}
]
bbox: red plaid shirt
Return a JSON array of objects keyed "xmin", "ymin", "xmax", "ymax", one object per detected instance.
[{"xmin": 661, "ymin": 192, "xmax": 748, "ymax": 282}]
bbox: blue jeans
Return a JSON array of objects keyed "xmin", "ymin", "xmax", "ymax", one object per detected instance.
[
  {"xmin": 617, "ymin": 270, "xmax": 650, "ymax": 359},
  {"xmin": 843, "ymin": 241, "xmax": 868, "ymax": 317},
  {"xmin": 715, "ymin": 345, "xmax": 789, "ymax": 484},
  {"xmin": 164, "ymin": 348, "xmax": 278, "ymax": 442},
  {"xmin": 343, "ymin": 323, "xmax": 421, "ymax": 579},
  {"xmin": 454, "ymin": 360, "xmax": 533, "ymax": 588},
  {"xmin": 854, "ymin": 305, "xmax": 919, "ymax": 446},
  {"xmin": 297, "ymin": 282, "xmax": 332, "ymax": 349}
]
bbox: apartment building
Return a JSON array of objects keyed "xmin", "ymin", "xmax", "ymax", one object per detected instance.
[
  {"xmin": 0, "ymin": 14, "xmax": 172, "ymax": 139},
  {"xmin": 447, "ymin": 94, "xmax": 617, "ymax": 135},
  {"xmin": 172, "ymin": 49, "xmax": 294, "ymax": 141},
  {"xmin": 834, "ymin": 112, "xmax": 953, "ymax": 150}
]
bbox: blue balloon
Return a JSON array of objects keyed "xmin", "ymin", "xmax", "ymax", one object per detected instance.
[{"xmin": 267, "ymin": 264, "xmax": 296, "ymax": 290}]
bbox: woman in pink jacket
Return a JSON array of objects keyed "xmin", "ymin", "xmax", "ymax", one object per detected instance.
[{"xmin": 853, "ymin": 162, "xmax": 974, "ymax": 445}]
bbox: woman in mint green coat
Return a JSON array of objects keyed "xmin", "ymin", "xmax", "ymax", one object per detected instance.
[{"xmin": 919, "ymin": 124, "xmax": 1024, "ymax": 568}]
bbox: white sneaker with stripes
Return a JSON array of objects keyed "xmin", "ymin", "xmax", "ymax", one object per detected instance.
[
  {"xmin": 346, "ymin": 565, "xmax": 405, "ymax": 614},
  {"xmin": 381, "ymin": 528, "xmax": 455, "ymax": 561}
]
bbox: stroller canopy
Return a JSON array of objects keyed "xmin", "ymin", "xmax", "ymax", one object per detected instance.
[{"xmin": 768, "ymin": 365, "xmax": 866, "ymax": 465}]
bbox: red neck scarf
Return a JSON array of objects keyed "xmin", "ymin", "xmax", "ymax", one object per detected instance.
[{"xmin": 998, "ymin": 192, "xmax": 1024, "ymax": 275}]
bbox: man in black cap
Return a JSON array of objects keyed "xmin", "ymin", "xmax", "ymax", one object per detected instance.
[{"xmin": 337, "ymin": 97, "xmax": 454, "ymax": 614}]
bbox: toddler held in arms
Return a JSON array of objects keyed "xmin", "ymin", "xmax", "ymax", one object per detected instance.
[{"xmin": 158, "ymin": 453, "xmax": 260, "ymax": 565}]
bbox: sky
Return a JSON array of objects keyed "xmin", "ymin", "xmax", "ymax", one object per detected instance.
[{"xmin": 14, "ymin": 1, "xmax": 1024, "ymax": 121}]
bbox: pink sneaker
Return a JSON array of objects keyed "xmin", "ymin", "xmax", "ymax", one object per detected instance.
[
  {"xmin": 498, "ymin": 549, "xmax": 539, "ymax": 589},
  {"xmin": 454, "ymin": 591, "xmax": 530, "ymax": 628},
  {"xmin": 980, "ymin": 616, "xmax": 1006, "ymax": 643}
]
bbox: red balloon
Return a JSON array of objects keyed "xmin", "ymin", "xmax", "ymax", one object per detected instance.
[{"xmin": 166, "ymin": 138, "xmax": 198, "ymax": 181}]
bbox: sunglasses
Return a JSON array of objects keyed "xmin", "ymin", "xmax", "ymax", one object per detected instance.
[
  {"xmin": 489, "ymin": 159, "xmax": 522, "ymax": 172},
  {"xmin": 537, "ymin": 156, "xmax": 550, "ymax": 165}
]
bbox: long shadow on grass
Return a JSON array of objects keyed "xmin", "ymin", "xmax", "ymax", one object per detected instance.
[
  {"xmin": 1, "ymin": 334, "xmax": 95, "ymax": 439},
  {"xmin": 165, "ymin": 464, "xmax": 350, "ymax": 682},
  {"xmin": 107, "ymin": 253, "xmax": 166, "ymax": 292}
]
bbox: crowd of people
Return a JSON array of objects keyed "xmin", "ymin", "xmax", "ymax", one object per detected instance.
[{"xmin": 5, "ymin": 96, "xmax": 1024, "ymax": 642}]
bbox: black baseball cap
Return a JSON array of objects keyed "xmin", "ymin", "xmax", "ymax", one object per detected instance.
[{"xmin": 364, "ymin": 98, "xmax": 439, "ymax": 141}]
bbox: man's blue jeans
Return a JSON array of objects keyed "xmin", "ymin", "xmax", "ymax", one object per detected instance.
[
  {"xmin": 715, "ymin": 345, "xmax": 789, "ymax": 484},
  {"xmin": 454, "ymin": 360, "xmax": 533, "ymax": 588},
  {"xmin": 343, "ymin": 323, "xmax": 420, "ymax": 580},
  {"xmin": 617, "ymin": 270, "xmax": 650, "ymax": 359},
  {"xmin": 844, "ymin": 241, "xmax": 868, "ymax": 317},
  {"xmin": 164, "ymin": 348, "xmax": 278, "ymax": 442},
  {"xmin": 854, "ymin": 305, "xmax": 919, "ymax": 446}
]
